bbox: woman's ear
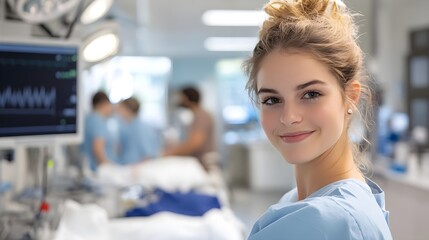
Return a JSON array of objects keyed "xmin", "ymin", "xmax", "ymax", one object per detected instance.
[{"xmin": 346, "ymin": 80, "xmax": 361, "ymax": 106}]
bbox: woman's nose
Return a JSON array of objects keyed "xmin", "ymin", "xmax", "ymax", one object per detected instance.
[{"xmin": 279, "ymin": 102, "xmax": 302, "ymax": 126}]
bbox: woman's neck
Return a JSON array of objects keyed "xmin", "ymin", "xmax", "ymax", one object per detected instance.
[{"xmin": 294, "ymin": 133, "xmax": 365, "ymax": 201}]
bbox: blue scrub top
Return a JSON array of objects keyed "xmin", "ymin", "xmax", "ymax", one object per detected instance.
[
  {"xmin": 117, "ymin": 118, "xmax": 160, "ymax": 165},
  {"xmin": 249, "ymin": 178, "xmax": 392, "ymax": 240},
  {"xmin": 82, "ymin": 112, "xmax": 117, "ymax": 171}
]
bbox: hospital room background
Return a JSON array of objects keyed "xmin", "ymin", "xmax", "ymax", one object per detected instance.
[{"xmin": 0, "ymin": 0, "xmax": 429, "ymax": 239}]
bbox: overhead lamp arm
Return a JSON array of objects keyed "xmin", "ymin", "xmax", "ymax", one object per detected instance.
[
  {"xmin": 38, "ymin": 23, "xmax": 60, "ymax": 38},
  {"xmin": 36, "ymin": 0, "xmax": 84, "ymax": 39},
  {"xmin": 65, "ymin": 0, "xmax": 85, "ymax": 39}
]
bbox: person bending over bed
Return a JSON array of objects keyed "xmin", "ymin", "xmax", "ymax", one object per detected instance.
[
  {"xmin": 117, "ymin": 97, "xmax": 161, "ymax": 165},
  {"xmin": 162, "ymin": 87, "xmax": 216, "ymax": 171}
]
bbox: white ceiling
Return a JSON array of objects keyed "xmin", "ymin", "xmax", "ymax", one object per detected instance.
[
  {"xmin": 110, "ymin": 0, "xmax": 267, "ymax": 58},
  {"xmin": 108, "ymin": 0, "xmax": 376, "ymax": 59}
]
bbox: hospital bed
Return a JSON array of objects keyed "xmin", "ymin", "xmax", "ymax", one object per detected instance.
[{"xmin": 52, "ymin": 156, "xmax": 246, "ymax": 240}]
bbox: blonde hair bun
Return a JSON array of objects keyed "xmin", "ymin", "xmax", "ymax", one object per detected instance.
[
  {"xmin": 264, "ymin": 0, "xmax": 347, "ymax": 21},
  {"xmin": 262, "ymin": 0, "xmax": 356, "ymax": 40}
]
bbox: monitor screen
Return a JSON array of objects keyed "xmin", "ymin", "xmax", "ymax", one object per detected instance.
[{"xmin": 0, "ymin": 41, "xmax": 80, "ymax": 140}]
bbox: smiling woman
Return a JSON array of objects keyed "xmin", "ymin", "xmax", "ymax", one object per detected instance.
[
  {"xmin": 257, "ymin": 50, "xmax": 350, "ymax": 167},
  {"xmin": 242, "ymin": 0, "xmax": 393, "ymax": 239}
]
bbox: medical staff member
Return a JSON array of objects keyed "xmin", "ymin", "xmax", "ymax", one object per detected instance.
[
  {"xmin": 162, "ymin": 87, "xmax": 215, "ymax": 171},
  {"xmin": 117, "ymin": 97, "xmax": 160, "ymax": 165},
  {"xmin": 82, "ymin": 91, "xmax": 117, "ymax": 172},
  {"xmin": 243, "ymin": 0, "xmax": 392, "ymax": 239}
]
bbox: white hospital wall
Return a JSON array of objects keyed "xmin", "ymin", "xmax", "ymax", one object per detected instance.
[{"xmin": 376, "ymin": 0, "xmax": 429, "ymax": 111}]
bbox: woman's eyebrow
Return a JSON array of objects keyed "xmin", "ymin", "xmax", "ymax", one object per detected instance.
[
  {"xmin": 257, "ymin": 80, "xmax": 325, "ymax": 95},
  {"xmin": 257, "ymin": 88, "xmax": 278, "ymax": 95},
  {"xmin": 296, "ymin": 79, "xmax": 326, "ymax": 90}
]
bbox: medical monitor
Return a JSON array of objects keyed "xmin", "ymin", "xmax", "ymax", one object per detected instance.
[{"xmin": 0, "ymin": 38, "xmax": 82, "ymax": 146}]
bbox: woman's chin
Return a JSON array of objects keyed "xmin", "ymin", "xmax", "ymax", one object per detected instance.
[{"xmin": 280, "ymin": 151, "xmax": 314, "ymax": 165}]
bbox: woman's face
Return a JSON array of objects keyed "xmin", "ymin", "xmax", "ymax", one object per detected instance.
[{"xmin": 256, "ymin": 49, "xmax": 348, "ymax": 165}]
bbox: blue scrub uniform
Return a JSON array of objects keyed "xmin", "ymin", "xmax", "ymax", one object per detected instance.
[
  {"xmin": 249, "ymin": 178, "xmax": 392, "ymax": 240},
  {"xmin": 82, "ymin": 112, "xmax": 117, "ymax": 171},
  {"xmin": 117, "ymin": 118, "xmax": 160, "ymax": 165}
]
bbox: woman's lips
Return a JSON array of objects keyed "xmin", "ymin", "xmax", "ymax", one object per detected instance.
[{"xmin": 280, "ymin": 131, "xmax": 315, "ymax": 144}]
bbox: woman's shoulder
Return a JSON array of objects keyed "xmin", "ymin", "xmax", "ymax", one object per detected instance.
[
  {"xmin": 249, "ymin": 196, "xmax": 362, "ymax": 240},
  {"xmin": 249, "ymin": 179, "xmax": 392, "ymax": 240}
]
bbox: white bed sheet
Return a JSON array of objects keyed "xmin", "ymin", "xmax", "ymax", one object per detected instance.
[
  {"xmin": 96, "ymin": 156, "xmax": 212, "ymax": 192},
  {"xmin": 53, "ymin": 200, "xmax": 245, "ymax": 240},
  {"xmin": 54, "ymin": 157, "xmax": 246, "ymax": 239}
]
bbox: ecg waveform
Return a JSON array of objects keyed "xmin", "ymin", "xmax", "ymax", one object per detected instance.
[
  {"xmin": 0, "ymin": 86, "xmax": 56, "ymax": 115},
  {"xmin": 0, "ymin": 58, "xmax": 70, "ymax": 68}
]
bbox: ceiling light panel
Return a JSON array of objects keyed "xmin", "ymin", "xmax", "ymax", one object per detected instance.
[
  {"xmin": 202, "ymin": 10, "xmax": 266, "ymax": 26},
  {"xmin": 204, "ymin": 37, "xmax": 258, "ymax": 52}
]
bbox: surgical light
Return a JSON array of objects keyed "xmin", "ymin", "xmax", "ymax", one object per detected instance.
[
  {"xmin": 82, "ymin": 30, "xmax": 120, "ymax": 63},
  {"xmin": 80, "ymin": 0, "xmax": 114, "ymax": 24},
  {"xmin": 7, "ymin": 0, "xmax": 81, "ymax": 24}
]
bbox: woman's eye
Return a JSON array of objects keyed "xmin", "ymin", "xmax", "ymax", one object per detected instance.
[
  {"xmin": 261, "ymin": 97, "xmax": 281, "ymax": 105},
  {"xmin": 303, "ymin": 91, "xmax": 321, "ymax": 99}
]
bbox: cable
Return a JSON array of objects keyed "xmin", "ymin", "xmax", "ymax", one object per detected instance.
[
  {"xmin": 65, "ymin": 0, "xmax": 85, "ymax": 39},
  {"xmin": 38, "ymin": 24, "xmax": 61, "ymax": 38}
]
